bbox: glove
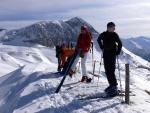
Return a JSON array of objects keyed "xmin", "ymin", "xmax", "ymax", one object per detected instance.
[
  {"xmin": 75, "ymin": 48, "xmax": 80, "ymax": 52},
  {"xmin": 100, "ymin": 45, "xmax": 104, "ymax": 50},
  {"xmin": 79, "ymin": 50, "xmax": 84, "ymax": 58},
  {"xmin": 116, "ymin": 50, "xmax": 120, "ymax": 55}
]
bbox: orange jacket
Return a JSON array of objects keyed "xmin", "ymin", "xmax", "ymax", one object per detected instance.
[{"xmin": 60, "ymin": 48, "xmax": 75, "ymax": 68}]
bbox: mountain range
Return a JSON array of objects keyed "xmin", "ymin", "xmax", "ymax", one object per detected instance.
[
  {"xmin": 0, "ymin": 17, "xmax": 98, "ymax": 47},
  {"xmin": 0, "ymin": 17, "xmax": 150, "ymax": 63},
  {"xmin": 122, "ymin": 37, "xmax": 150, "ymax": 62},
  {"xmin": 0, "ymin": 17, "xmax": 150, "ymax": 113}
]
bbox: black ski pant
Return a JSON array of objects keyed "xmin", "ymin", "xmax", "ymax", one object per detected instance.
[{"xmin": 103, "ymin": 50, "xmax": 118, "ymax": 86}]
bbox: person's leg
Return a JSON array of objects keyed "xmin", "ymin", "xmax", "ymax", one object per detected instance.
[
  {"xmin": 57, "ymin": 57, "xmax": 61, "ymax": 72},
  {"xmin": 68, "ymin": 54, "xmax": 80, "ymax": 77},
  {"xmin": 70, "ymin": 54, "xmax": 80, "ymax": 71},
  {"xmin": 104, "ymin": 51, "xmax": 117, "ymax": 86},
  {"xmin": 103, "ymin": 51, "xmax": 118, "ymax": 93},
  {"xmin": 61, "ymin": 67, "xmax": 66, "ymax": 75},
  {"xmin": 81, "ymin": 52, "xmax": 88, "ymax": 77},
  {"xmin": 61, "ymin": 57, "xmax": 70, "ymax": 75},
  {"xmin": 108, "ymin": 55, "xmax": 117, "ymax": 86},
  {"xmin": 103, "ymin": 51, "xmax": 112, "ymax": 85},
  {"xmin": 104, "ymin": 51, "xmax": 118, "ymax": 95},
  {"xmin": 80, "ymin": 52, "xmax": 92, "ymax": 82}
]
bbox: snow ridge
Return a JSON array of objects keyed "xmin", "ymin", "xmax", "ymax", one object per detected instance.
[
  {"xmin": 0, "ymin": 18, "xmax": 150, "ymax": 113},
  {"xmin": 0, "ymin": 42, "xmax": 149, "ymax": 113}
]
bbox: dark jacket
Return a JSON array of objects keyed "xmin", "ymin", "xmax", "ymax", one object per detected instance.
[
  {"xmin": 97, "ymin": 31, "xmax": 122, "ymax": 55},
  {"xmin": 56, "ymin": 46, "xmax": 62, "ymax": 58}
]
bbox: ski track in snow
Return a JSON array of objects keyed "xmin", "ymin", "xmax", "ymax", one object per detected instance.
[{"xmin": 0, "ymin": 44, "xmax": 150, "ymax": 113}]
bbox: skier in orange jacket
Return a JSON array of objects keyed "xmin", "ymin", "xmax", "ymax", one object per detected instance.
[
  {"xmin": 59, "ymin": 47, "xmax": 75, "ymax": 68},
  {"xmin": 56, "ymin": 43, "xmax": 75, "ymax": 71}
]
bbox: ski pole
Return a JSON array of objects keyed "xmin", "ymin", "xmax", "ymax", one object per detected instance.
[
  {"xmin": 91, "ymin": 41, "xmax": 94, "ymax": 67},
  {"xmin": 91, "ymin": 42, "xmax": 95, "ymax": 81},
  {"xmin": 55, "ymin": 50, "xmax": 80, "ymax": 93},
  {"xmin": 117, "ymin": 56, "xmax": 124, "ymax": 102},
  {"xmin": 98, "ymin": 52, "xmax": 103, "ymax": 75},
  {"xmin": 96, "ymin": 52, "xmax": 103, "ymax": 91},
  {"xmin": 92, "ymin": 60, "xmax": 96, "ymax": 82}
]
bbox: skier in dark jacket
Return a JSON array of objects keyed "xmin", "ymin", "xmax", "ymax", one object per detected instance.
[
  {"xmin": 97, "ymin": 22, "xmax": 122, "ymax": 96},
  {"xmin": 56, "ymin": 45, "xmax": 62, "ymax": 72}
]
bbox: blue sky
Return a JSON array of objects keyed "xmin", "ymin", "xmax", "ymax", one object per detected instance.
[{"xmin": 0, "ymin": 0, "xmax": 150, "ymax": 38}]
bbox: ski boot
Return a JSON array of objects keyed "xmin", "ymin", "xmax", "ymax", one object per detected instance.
[
  {"xmin": 81, "ymin": 76, "xmax": 87, "ymax": 82},
  {"xmin": 86, "ymin": 78, "xmax": 92, "ymax": 83},
  {"xmin": 106, "ymin": 86, "xmax": 119, "ymax": 97},
  {"xmin": 81, "ymin": 76, "xmax": 92, "ymax": 83},
  {"xmin": 104, "ymin": 85, "xmax": 112, "ymax": 92}
]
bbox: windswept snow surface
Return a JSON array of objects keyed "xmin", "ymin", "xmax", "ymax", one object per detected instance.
[{"xmin": 0, "ymin": 43, "xmax": 150, "ymax": 113}]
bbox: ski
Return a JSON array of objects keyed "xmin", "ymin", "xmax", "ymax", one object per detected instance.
[
  {"xmin": 87, "ymin": 71, "xmax": 100, "ymax": 77},
  {"xmin": 78, "ymin": 91, "xmax": 135, "ymax": 100},
  {"xmin": 117, "ymin": 90, "xmax": 132, "ymax": 94},
  {"xmin": 55, "ymin": 49, "xmax": 79, "ymax": 93},
  {"xmin": 77, "ymin": 90, "xmax": 132, "ymax": 98},
  {"xmin": 42, "ymin": 71, "xmax": 60, "ymax": 76},
  {"xmin": 67, "ymin": 82, "xmax": 83, "ymax": 90},
  {"xmin": 79, "ymin": 93, "xmax": 124, "ymax": 100}
]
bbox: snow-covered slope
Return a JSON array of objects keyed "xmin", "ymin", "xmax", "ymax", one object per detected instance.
[
  {"xmin": 122, "ymin": 37, "xmax": 150, "ymax": 62},
  {"xmin": 0, "ymin": 29, "xmax": 7, "ymax": 37},
  {"xmin": 0, "ymin": 41, "xmax": 150, "ymax": 113}
]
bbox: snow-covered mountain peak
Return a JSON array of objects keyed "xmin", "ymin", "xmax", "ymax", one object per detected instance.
[
  {"xmin": 67, "ymin": 17, "xmax": 85, "ymax": 23},
  {"xmin": 66, "ymin": 17, "xmax": 94, "ymax": 30},
  {"xmin": 0, "ymin": 17, "xmax": 99, "ymax": 47}
]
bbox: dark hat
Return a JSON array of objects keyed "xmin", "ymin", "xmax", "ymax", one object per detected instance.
[{"xmin": 107, "ymin": 22, "xmax": 115, "ymax": 28}]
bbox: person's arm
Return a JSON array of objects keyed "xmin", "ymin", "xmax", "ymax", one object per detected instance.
[
  {"xmin": 115, "ymin": 33, "xmax": 122, "ymax": 55},
  {"xmin": 76, "ymin": 35, "xmax": 81, "ymax": 49},
  {"xmin": 60, "ymin": 50, "xmax": 66, "ymax": 68},
  {"xmin": 82, "ymin": 35, "xmax": 92, "ymax": 52},
  {"xmin": 97, "ymin": 34, "xmax": 104, "ymax": 50}
]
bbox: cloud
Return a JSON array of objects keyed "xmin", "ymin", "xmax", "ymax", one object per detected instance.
[
  {"xmin": 0, "ymin": 20, "xmax": 38, "ymax": 30},
  {"xmin": 0, "ymin": 1, "xmax": 115, "ymax": 19},
  {"xmin": 0, "ymin": 0, "xmax": 150, "ymax": 38}
]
